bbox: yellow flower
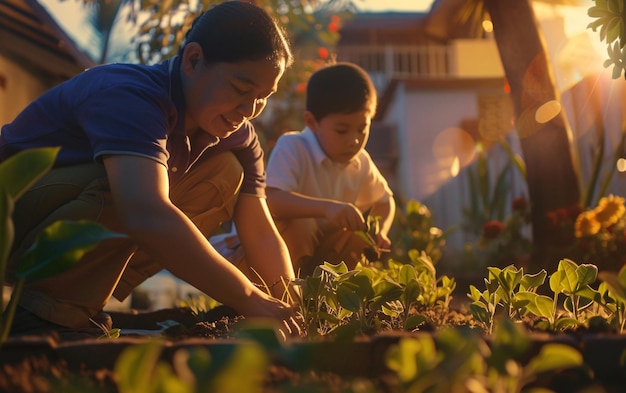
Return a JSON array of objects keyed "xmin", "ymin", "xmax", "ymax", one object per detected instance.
[
  {"xmin": 574, "ymin": 211, "xmax": 601, "ymax": 238},
  {"xmin": 593, "ymin": 194, "xmax": 626, "ymax": 227}
]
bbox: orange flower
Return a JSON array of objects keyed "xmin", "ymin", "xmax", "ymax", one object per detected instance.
[
  {"xmin": 574, "ymin": 211, "xmax": 601, "ymax": 238},
  {"xmin": 318, "ymin": 47, "xmax": 329, "ymax": 59},
  {"xmin": 593, "ymin": 194, "xmax": 625, "ymax": 227}
]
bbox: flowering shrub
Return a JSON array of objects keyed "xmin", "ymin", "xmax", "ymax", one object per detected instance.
[
  {"xmin": 545, "ymin": 194, "xmax": 626, "ymax": 271},
  {"xmin": 465, "ymin": 196, "xmax": 532, "ymax": 269},
  {"xmin": 390, "ymin": 199, "xmax": 450, "ymax": 265}
]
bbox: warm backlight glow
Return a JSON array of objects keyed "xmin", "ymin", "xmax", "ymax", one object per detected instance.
[
  {"xmin": 482, "ymin": 20, "xmax": 493, "ymax": 33},
  {"xmin": 617, "ymin": 158, "xmax": 626, "ymax": 173},
  {"xmin": 534, "ymin": 100, "xmax": 562, "ymax": 124},
  {"xmin": 450, "ymin": 156, "xmax": 460, "ymax": 177}
]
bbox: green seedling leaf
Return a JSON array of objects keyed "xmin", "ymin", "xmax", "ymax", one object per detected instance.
[
  {"xmin": 371, "ymin": 281, "xmax": 403, "ymax": 308},
  {"xmin": 467, "ymin": 285, "xmax": 484, "ymax": 302},
  {"xmin": 408, "ymin": 249, "xmax": 436, "ymax": 277},
  {"xmin": 337, "ymin": 275, "xmax": 373, "ymax": 312},
  {"xmin": 382, "ymin": 303, "xmax": 401, "ymax": 318},
  {"xmin": 549, "ymin": 269, "xmax": 568, "ymax": 294},
  {"xmin": 470, "ymin": 301, "xmax": 492, "ymax": 326},
  {"xmin": 402, "ymin": 279, "xmax": 422, "ymax": 308},
  {"xmin": 330, "ymin": 321, "xmax": 362, "ymax": 340},
  {"xmin": 525, "ymin": 343, "xmax": 582, "ymax": 375},
  {"xmin": 398, "ymin": 264, "xmax": 417, "ymax": 286},
  {"xmin": 318, "ymin": 311, "xmax": 341, "ymax": 325},
  {"xmin": 15, "ymin": 220, "xmax": 126, "ymax": 282},
  {"xmin": 598, "ymin": 268, "xmax": 626, "ymax": 303},
  {"xmin": 527, "ymin": 293, "xmax": 553, "ymax": 319},
  {"xmin": 563, "ymin": 296, "xmax": 594, "ymax": 314},
  {"xmin": 498, "ymin": 265, "xmax": 524, "ymax": 295},
  {"xmin": 554, "ymin": 317, "xmax": 580, "ymax": 331},
  {"xmin": 576, "ymin": 264, "xmax": 598, "ymax": 288},
  {"xmin": 520, "ymin": 270, "xmax": 547, "ymax": 291},
  {"xmin": 320, "ymin": 261, "xmax": 349, "ymax": 276},
  {"xmin": 0, "ymin": 147, "xmax": 59, "ymax": 201},
  {"xmin": 552, "ymin": 259, "xmax": 579, "ymax": 294},
  {"xmin": 99, "ymin": 328, "xmax": 121, "ymax": 339},
  {"xmin": 404, "ymin": 314, "xmax": 427, "ymax": 331}
]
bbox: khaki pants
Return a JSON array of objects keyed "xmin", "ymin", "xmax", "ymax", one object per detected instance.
[
  {"xmin": 277, "ymin": 217, "xmax": 369, "ymax": 277},
  {"xmin": 7, "ymin": 152, "xmax": 243, "ymax": 328}
]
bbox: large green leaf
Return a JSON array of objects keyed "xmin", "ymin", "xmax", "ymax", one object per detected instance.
[
  {"xmin": 524, "ymin": 343, "xmax": 582, "ymax": 375},
  {"xmin": 0, "ymin": 147, "xmax": 59, "ymax": 201},
  {"xmin": 15, "ymin": 220, "xmax": 126, "ymax": 282},
  {"xmin": 0, "ymin": 190, "xmax": 14, "ymax": 270}
]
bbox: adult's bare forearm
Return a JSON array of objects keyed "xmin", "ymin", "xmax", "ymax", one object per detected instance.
[{"xmin": 124, "ymin": 205, "xmax": 256, "ymax": 312}]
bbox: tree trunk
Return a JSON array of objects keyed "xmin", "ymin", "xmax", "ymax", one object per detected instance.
[{"xmin": 484, "ymin": 0, "xmax": 580, "ymax": 269}]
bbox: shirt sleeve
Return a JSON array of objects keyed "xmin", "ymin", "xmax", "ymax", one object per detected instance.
[
  {"xmin": 266, "ymin": 134, "xmax": 302, "ymax": 192},
  {"xmin": 357, "ymin": 150, "xmax": 393, "ymax": 208},
  {"xmin": 75, "ymin": 81, "xmax": 172, "ymax": 166}
]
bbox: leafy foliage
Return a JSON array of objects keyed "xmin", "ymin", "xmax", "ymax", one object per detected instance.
[
  {"xmin": 468, "ymin": 258, "xmax": 626, "ymax": 335},
  {"xmin": 587, "ymin": 0, "xmax": 626, "ymax": 79},
  {"xmin": 0, "ymin": 148, "xmax": 126, "ymax": 343}
]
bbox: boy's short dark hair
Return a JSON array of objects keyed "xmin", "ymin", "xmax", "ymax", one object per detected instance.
[{"xmin": 306, "ymin": 62, "xmax": 377, "ymax": 121}]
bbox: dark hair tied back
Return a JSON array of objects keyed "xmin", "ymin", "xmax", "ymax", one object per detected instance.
[{"xmin": 181, "ymin": 1, "xmax": 293, "ymax": 67}]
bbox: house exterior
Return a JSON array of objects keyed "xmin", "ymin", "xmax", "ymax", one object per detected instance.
[
  {"xmin": 2, "ymin": 0, "xmax": 625, "ymax": 270},
  {"xmin": 0, "ymin": 0, "xmax": 93, "ymax": 126},
  {"xmin": 336, "ymin": 2, "xmax": 626, "ymax": 267}
]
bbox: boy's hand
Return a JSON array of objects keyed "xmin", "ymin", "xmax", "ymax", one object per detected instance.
[
  {"xmin": 326, "ymin": 201, "xmax": 365, "ymax": 231},
  {"xmin": 376, "ymin": 232, "xmax": 391, "ymax": 250}
]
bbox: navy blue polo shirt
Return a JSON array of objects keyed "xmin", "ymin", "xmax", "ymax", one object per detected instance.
[{"xmin": 0, "ymin": 57, "xmax": 266, "ymax": 196}]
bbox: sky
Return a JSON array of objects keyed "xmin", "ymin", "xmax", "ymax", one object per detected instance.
[{"xmin": 354, "ymin": 0, "xmax": 434, "ymax": 12}]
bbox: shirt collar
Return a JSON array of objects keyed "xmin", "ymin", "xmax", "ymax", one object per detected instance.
[{"xmin": 302, "ymin": 127, "xmax": 328, "ymax": 166}]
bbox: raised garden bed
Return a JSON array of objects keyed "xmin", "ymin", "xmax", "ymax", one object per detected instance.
[{"xmin": 1, "ymin": 298, "xmax": 625, "ymax": 393}]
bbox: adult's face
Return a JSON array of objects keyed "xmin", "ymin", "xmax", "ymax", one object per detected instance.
[{"xmin": 181, "ymin": 43, "xmax": 285, "ymax": 139}]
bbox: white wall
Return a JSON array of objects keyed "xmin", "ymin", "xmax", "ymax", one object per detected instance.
[{"xmin": 397, "ymin": 88, "xmax": 479, "ymax": 201}]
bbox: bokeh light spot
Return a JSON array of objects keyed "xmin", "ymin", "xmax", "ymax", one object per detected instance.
[
  {"xmin": 482, "ymin": 20, "xmax": 493, "ymax": 33},
  {"xmin": 534, "ymin": 100, "xmax": 561, "ymax": 124},
  {"xmin": 433, "ymin": 127, "xmax": 476, "ymax": 170},
  {"xmin": 617, "ymin": 158, "xmax": 626, "ymax": 172}
]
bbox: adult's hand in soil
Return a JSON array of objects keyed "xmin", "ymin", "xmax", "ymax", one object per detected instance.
[{"xmin": 240, "ymin": 291, "xmax": 302, "ymax": 338}]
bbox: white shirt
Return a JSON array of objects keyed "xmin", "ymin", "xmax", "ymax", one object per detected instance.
[{"xmin": 266, "ymin": 127, "xmax": 392, "ymax": 211}]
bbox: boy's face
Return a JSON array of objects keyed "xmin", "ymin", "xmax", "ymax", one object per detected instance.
[{"xmin": 306, "ymin": 109, "xmax": 372, "ymax": 164}]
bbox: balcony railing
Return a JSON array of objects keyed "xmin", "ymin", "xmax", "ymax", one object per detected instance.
[{"xmin": 336, "ymin": 44, "xmax": 453, "ymax": 90}]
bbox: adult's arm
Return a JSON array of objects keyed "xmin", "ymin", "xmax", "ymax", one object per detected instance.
[
  {"xmin": 102, "ymin": 155, "xmax": 298, "ymax": 333},
  {"xmin": 233, "ymin": 194, "xmax": 296, "ymax": 298}
]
